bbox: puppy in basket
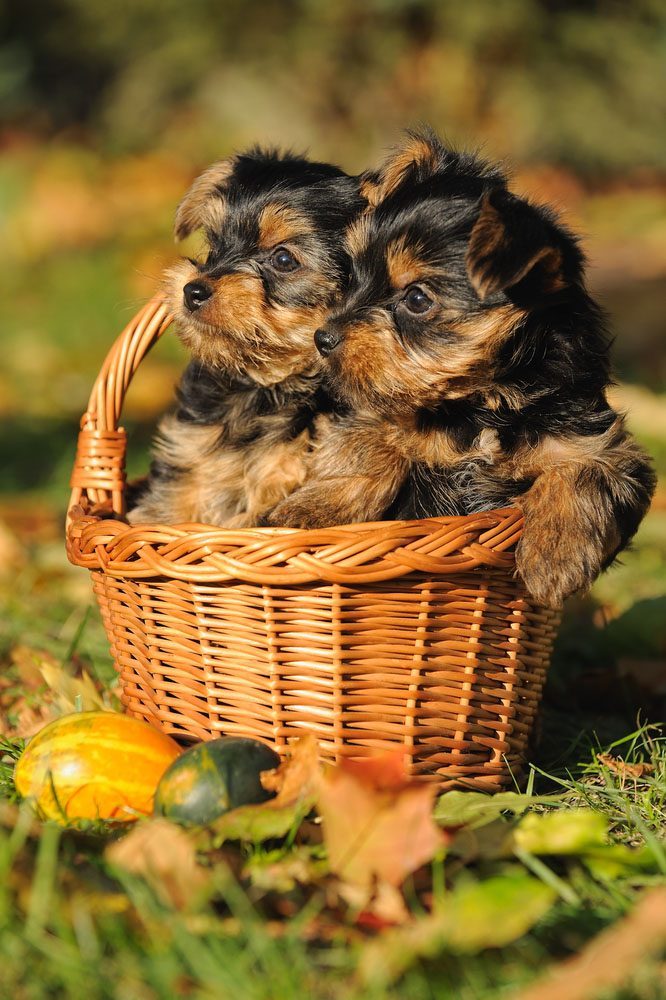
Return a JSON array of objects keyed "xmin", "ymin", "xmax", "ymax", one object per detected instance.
[
  {"xmin": 127, "ymin": 147, "xmax": 366, "ymax": 527},
  {"xmin": 267, "ymin": 130, "xmax": 655, "ymax": 608}
]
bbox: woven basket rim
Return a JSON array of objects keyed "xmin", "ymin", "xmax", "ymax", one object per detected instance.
[
  {"xmin": 66, "ymin": 500, "xmax": 525, "ymax": 584},
  {"xmin": 68, "ymin": 499, "xmax": 522, "ymax": 537}
]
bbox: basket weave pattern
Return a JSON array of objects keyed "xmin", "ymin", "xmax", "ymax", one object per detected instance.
[{"xmin": 67, "ymin": 298, "xmax": 560, "ymax": 789}]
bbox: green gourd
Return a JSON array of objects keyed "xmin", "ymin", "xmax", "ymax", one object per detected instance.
[{"xmin": 154, "ymin": 737, "xmax": 280, "ymax": 826}]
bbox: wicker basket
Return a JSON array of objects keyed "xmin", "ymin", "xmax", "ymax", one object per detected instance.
[{"xmin": 66, "ymin": 296, "xmax": 560, "ymax": 790}]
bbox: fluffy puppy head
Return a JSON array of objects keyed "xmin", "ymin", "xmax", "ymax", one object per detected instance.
[
  {"xmin": 166, "ymin": 148, "xmax": 366, "ymax": 385},
  {"xmin": 316, "ymin": 129, "xmax": 603, "ymax": 417}
]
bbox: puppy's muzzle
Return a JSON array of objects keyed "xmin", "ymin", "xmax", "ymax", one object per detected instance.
[
  {"xmin": 314, "ymin": 327, "xmax": 343, "ymax": 357},
  {"xmin": 183, "ymin": 281, "xmax": 213, "ymax": 312}
]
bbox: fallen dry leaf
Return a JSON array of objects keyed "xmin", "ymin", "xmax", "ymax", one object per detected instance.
[
  {"xmin": 210, "ymin": 734, "xmax": 321, "ymax": 844},
  {"xmin": 2, "ymin": 646, "xmax": 110, "ymax": 739},
  {"xmin": 244, "ymin": 846, "xmax": 327, "ymax": 894},
  {"xmin": 597, "ymin": 753, "xmax": 656, "ymax": 780},
  {"xmin": 38, "ymin": 659, "xmax": 107, "ymax": 716},
  {"xmin": 512, "ymin": 887, "xmax": 666, "ymax": 1000},
  {"xmin": 316, "ymin": 752, "xmax": 446, "ymax": 896},
  {"xmin": 106, "ymin": 818, "xmax": 209, "ymax": 910},
  {"xmin": 261, "ymin": 733, "xmax": 320, "ymax": 801},
  {"xmin": 338, "ymin": 878, "xmax": 410, "ymax": 926},
  {"xmin": 11, "ymin": 702, "xmax": 54, "ymax": 740},
  {"xmin": 12, "ymin": 645, "xmax": 53, "ymax": 691},
  {"xmin": 361, "ymin": 871, "xmax": 556, "ymax": 985}
]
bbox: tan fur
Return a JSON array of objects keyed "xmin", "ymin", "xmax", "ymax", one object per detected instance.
[
  {"xmin": 514, "ymin": 466, "xmax": 623, "ymax": 608},
  {"xmin": 455, "ymin": 305, "xmax": 523, "ymax": 353},
  {"xmin": 128, "ymin": 416, "xmax": 312, "ymax": 527},
  {"xmin": 487, "ymin": 417, "xmax": 645, "ymax": 606},
  {"xmin": 386, "ymin": 237, "xmax": 428, "ymax": 288},
  {"xmin": 128, "ymin": 421, "xmax": 246, "ymax": 525},
  {"xmin": 200, "ymin": 197, "xmax": 228, "ymax": 235},
  {"xmin": 269, "ymin": 409, "xmax": 498, "ymax": 531},
  {"xmin": 242, "ymin": 433, "xmax": 310, "ymax": 522},
  {"xmin": 359, "ymin": 175, "xmax": 383, "ymax": 209},
  {"xmin": 258, "ymin": 203, "xmax": 312, "ymax": 249},
  {"xmin": 345, "ymin": 214, "xmax": 372, "ymax": 256},
  {"xmin": 508, "ymin": 419, "xmax": 639, "ymax": 481},
  {"xmin": 174, "ymin": 159, "xmax": 235, "ymax": 240},
  {"xmin": 265, "ymin": 141, "xmax": 653, "ymax": 605},
  {"xmin": 329, "ymin": 304, "xmax": 523, "ymax": 412},
  {"xmin": 164, "ymin": 263, "xmax": 326, "ymax": 383},
  {"xmin": 369, "ymin": 136, "xmax": 440, "ymax": 205},
  {"xmin": 484, "ymin": 386, "xmax": 529, "ymax": 412},
  {"xmin": 267, "ymin": 413, "xmax": 409, "ymax": 529},
  {"xmin": 207, "ymin": 272, "xmax": 267, "ymax": 333},
  {"xmin": 134, "ymin": 153, "xmax": 363, "ymax": 532},
  {"xmin": 389, "ymin": 421, "xmax": 501, "ymax": 470}
]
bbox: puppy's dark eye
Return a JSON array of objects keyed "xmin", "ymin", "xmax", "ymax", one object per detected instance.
[
  {"xmin": 403, "ymin": 285, "xmax": 433, "ymax": 315},
  {"xmin": 269, "ymin": 247, "xmax": 300, "ymax": 272}
]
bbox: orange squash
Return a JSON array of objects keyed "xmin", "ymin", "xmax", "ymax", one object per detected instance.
[{"xmin": 14, "ymin": 711, "xmax": 181, "ymax": 823}]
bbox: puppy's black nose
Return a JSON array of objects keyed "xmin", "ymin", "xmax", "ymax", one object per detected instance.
[
  {"xmin": 314, "ymin": 328, "xmax": 342, "ymax": 357},
  {"xmin": 183, "ymin": 281, "xmax": 212, "ymax": 312}
]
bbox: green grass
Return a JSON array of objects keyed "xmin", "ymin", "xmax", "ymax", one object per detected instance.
[{"xmin": 1, "ymin": 726, "xmax": 664, "ymax": 999}]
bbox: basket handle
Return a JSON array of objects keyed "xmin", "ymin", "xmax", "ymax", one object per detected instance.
[{"xmin": 68, "ymin": 296, "xmax": 173, "ymax": 518}]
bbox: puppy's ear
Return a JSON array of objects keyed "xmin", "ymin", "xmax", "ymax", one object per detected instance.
[
  {"xmin": 358, "ymin": 169, "xmax": 383, "ymax": 210},
  {"xmin": 466, "ymin": 188, "xmax": 568, "ymax": 301},
  {"xmin": 174, "ymin": 158, "xmax": 235, "ymax": 240},
  {"xmin": 366, "ymin": 129, "xmax": 443, "ymax": 207}
]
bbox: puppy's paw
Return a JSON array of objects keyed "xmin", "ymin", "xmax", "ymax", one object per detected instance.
[
  {"xmin": 222, "ymin": 511, "xmax": 255, "ymax": 529},
  {"xmin": 265, "ymin": 494, "xmax": 339, "ymax": 530},
  {"xmin": 515, "ymin": 523, "xmax": 598, "ymax": 609},
  {"xmin": 265, "ymin": 484, "xmax": 355, "ymax": 528}
]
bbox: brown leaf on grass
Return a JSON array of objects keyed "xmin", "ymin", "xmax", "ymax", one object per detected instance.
[
  {"xmin": 243, "ymin": 846, "xmax": 328, "ymax": 894},
  {"xmin": 105, "ymin": 819, "xmax": 209, "ymax": 910},
  {"xmin": 38, "ymin": 659, "xmax": 107, "ymax": 715},
  {"xmin": 512, "ymin": 887, "xmax": 666, "ymax": 1000},
  {"xmin": 597, "ymin": 753, "xmax": 656, "ymax": 780},
  {"xmin": 338, "ymin": 878, "xmax": 410, "ymax": 926},
  {"xmin": 261, "ymin": 733, "xmax": 320, "ymax": 801},
  {"xmin": 11, "ymin": 645, "xmax": 54, "ymax": 690},
  {"xmin": 11, "ymin": 702, "xmax": 54, "ymax": 740},
  {"xmin": 361, "ymin": 871, "xmax": 556, "ymax": 985},
  {"xmin": 316, "ymin": 752, "xmax": 446, "ymax": 897},
  {"xmin": 3, "ymin": 646, "xmax": 108, "ymax": 739},
  {"xmin": 210, "ymin": 734, "xmax": 321, "ymax": 845}
]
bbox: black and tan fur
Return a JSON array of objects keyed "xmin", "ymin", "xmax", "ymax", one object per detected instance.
[
  {"xmin": 267, "ymin": 130, "xmax": 655, "ymax": 607},
  {"xmin": 127, "ymin": 148, "xmax": 366, "ymax": 527}
]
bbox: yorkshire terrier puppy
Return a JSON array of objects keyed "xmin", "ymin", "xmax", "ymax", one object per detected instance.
[
  {"xmin": 267, "ymin": 131, "xmax": 655, "ymax": 608},
  {"xmin": 127, "ymin": 147, "xmax": 366, "ymax": 527}
]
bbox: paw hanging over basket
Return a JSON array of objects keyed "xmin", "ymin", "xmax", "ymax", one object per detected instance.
[{"xmin": 66, "ymin": 297, "xmax": 560, "ymax": 791}]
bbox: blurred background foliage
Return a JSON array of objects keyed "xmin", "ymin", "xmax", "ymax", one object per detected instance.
[
  {"xmin": 0, "ymin": 0, "xmax": 664, "ymax": 729},
  {"xmin": 3, "ymin": 0, "xmax": 666, "ymax": 171}
]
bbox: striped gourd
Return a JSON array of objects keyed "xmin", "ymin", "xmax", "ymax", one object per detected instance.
[{"xmin": 14, "ymin": 711, "xmax": 181, "ymax": 823}]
